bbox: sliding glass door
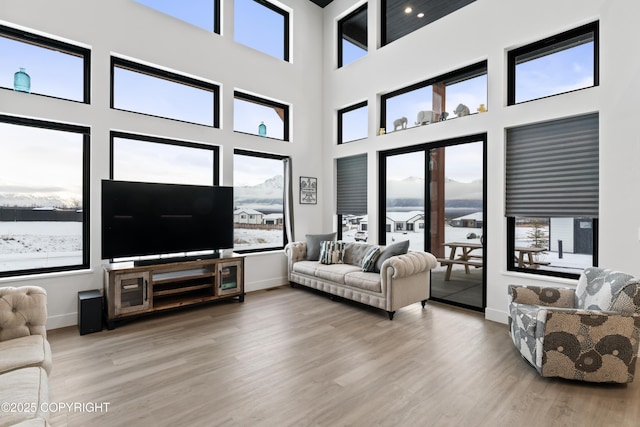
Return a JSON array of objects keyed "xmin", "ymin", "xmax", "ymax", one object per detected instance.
[{"xmin": 380, "ymin": 135, "xmax": 486, "ymax": 311}]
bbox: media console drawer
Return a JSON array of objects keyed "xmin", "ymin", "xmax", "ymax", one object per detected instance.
[{"xmin": 103, "ymin": 255, "xmax": 244, "ymax": 329}]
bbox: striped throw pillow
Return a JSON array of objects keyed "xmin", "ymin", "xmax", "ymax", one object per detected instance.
[
  {"xmin": 319, "ymin": 241, "xmax": 345, "ymax": 265},
  {"xmin": 361, "ymin": 246, "xmax": 380, "ymax": 272}
]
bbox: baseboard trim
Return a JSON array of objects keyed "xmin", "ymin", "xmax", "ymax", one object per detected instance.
[
  {"xmin": 245, "ymin": 276, "xmax": 288, "ymax": 292},
  {"xmin": 485, "ymin": 307, "xmax": 508, "ymax": 324}
]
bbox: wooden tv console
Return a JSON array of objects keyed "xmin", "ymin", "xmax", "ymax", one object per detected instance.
[{"xmin": 103, "ymin": 254, "xmax": 244, "ymax": 329}]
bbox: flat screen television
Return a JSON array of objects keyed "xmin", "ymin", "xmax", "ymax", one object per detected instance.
[{"xmin": 101, "ymin": 180, "xmax": 234, "ymax": 261}]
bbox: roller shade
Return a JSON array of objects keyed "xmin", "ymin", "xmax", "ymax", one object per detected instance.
[
  {"xmin": 505, "ymin": 113, "xmax": 599, "ymax": 218},
  {"xmin": 337, "ymin": 154, "xmax": 367, "ymax": 215}
]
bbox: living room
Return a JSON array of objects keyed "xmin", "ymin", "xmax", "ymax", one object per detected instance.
[{"xmin": 1, "ymin": 0, "xmax": 639, "ymax": 425}]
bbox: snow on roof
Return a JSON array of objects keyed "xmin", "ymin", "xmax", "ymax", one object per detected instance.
[
  {"xmin": 387, "ymin": 211, "xmax": 424, "ymax": 222},
  {"xmin": 234, "ymin": 208, "xmax": 263, "ymax": 215},
  {"xmin": 452, "ymin": 212, "xmax": 483, "ymax": 221},
  {"xmin": 263, "ymin": 213, "xmax": 283, "ymax": 219}
]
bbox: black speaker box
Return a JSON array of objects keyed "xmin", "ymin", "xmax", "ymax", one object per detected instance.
[{"xmin": 78, "ymin": 290, "xmax": 103, "ymax": 335}]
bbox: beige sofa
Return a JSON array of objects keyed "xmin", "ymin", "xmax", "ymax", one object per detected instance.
[
  {"xmin": 0, "ymin": 286, "xmax": 52, "ymax": 427},
  {"xmin": 284, "ymin": 241, "xmax": 438, "ymax": 319}
]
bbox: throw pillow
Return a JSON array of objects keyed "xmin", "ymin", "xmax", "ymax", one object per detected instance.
[
  {"xmin": 374, "ymin": 240, "xmax": 410, "ymax": 273},
  {"xmin": 319, "ymin": 240, "xmax": 345, "ymax": 265},
  {"xmin": 361, "ymin": 246, "xmax": 380, "ymax": 272},
  {"xmin": 306, "ymin": 232, "xmax": 337, "ymax": 260}
]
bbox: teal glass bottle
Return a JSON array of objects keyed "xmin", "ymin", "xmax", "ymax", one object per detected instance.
[
  {"xmin": 258, "ymin": 121, "xmax": 267, "ymax": 137},
  {"xmin": 14, "ymin": 68, "xmax": 31, "ymax": 93}
]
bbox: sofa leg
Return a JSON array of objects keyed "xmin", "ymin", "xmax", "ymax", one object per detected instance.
[
  {"xmin": 387, "ymin": 311, "xmax": 395, "ymax": 320},
  {"xmin": 421, "ymin": 299, "xmax": 427, "ymax": 308}
]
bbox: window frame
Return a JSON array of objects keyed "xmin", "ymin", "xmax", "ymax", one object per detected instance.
[
  {"xmin": 0, "ymin": 114, "xmax": 90, "ymax": 278},
  {"xmin": 338, "ymin": 100, "xmax": 368, "ymax": 144},
  {"xmin": 109, "ymin": 131, "xmax": 220, "ymax": 185},
  {"xmin": 233, "ymin": 91, "xmax": 290, "ymax": 141},
  {"xmin": 507, "ymin": 21, "xmax": 599, "ymax": 105},
  {"xmin": 134, "ymin": 0, "xmax": 221, "ymax": 34},
  {"xmin": 110, "ymin": 56, "xmax": 220, "ymax": 127},
  {"xmin": 234, "ymin": 0, "xmax": 290, "ymax": 62},
  {"xmin": 380, "ymin": 61, "xmax": 487, "ymax": 133},
  {"xmin": 233, "ymin": 149, "xmax": 289, "ymax": 253},
  {"xmin": 0, "ymin": 24, "xmax": 91, "ymax": 103},
  {"xmin": 338, "ymin": 3, "xmax": 368, "ymax": 68}
]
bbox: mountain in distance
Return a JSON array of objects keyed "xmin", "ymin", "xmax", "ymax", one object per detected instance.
[
  {"xmin": 0, "ymin": 191, "xmax": 81, "ymax": 210},
  {"xmin": 386, "ymin": 176, "xmax": 483, "ymax": 210},
  {"xmin": 234, "ymin": 175, "xmax": 284, "ymax": 213}
]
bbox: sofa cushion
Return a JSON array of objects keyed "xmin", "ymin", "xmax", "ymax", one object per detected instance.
[
  {"xmin": 319, "ymin": 241, "xmax": 345, "ymax": 265},
  {"xmin": 374, "ymin": 240, "xmax": 410, "ymax": 273},
  {"xmin": 314, "ymin": 264, "xmax": 361, "ymax": 285},
  {"xmin": 305, "ymin": 233, "xmax": 337, "ymax": 261},
  {"xmin": 345, "ymin": 271, "xmax": 382, "ymax": 293},
  {"xmin": 361, "ymin": 246, "xmax": 380, "ymax": 272},
  {"xmin": 0, "ymin": 367, "xmax": 49, "ymax": 426},
  {"xmin": 0, "ymin": 335, "xmax": 52, "ymax": 375}
]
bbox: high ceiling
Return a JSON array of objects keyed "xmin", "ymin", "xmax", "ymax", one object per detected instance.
[{"xmin": 310, "ymin": 0, "xmax": 333, "ymax": 7}]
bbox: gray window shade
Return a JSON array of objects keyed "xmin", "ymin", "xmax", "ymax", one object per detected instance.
[
  {"xmin": 505, "ymin": 113, "xmax": 599, "ymax": 218},
  {"xmin": 337, "ymin": 154, "xmax": 367, "ymax": 215}
]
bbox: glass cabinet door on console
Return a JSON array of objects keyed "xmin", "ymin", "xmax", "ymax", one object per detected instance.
[
  {"xmin": 114, "ymin": 271, "xmax": 150, "ymax": 315},
  {"xmin": 217, "ymin": 260, "xmax": 243, "ymax": 298}
]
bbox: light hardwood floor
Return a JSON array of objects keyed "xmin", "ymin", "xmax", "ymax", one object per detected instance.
[{"xmin": 47, "ymin": 286, "xmax": 640, "ymax": 427}]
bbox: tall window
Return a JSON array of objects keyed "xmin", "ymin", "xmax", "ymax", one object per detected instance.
[
  {"xmin": 338, "ymin": 101, "xmax": 368, "ymax": 144},
  {"xmin": 234, "ymin": 91, "xmax": 289, "ymax": 140},
  {"xmin": 381, "ymin": 62, "xmax": 487, "ymax": 134},
  {"xmin": 110, "ymin": 132, "xmax": 219, "ymax": 185},
  {"xmin": 233, "ymin": 150, "xmax": 288, "ymax": 252},
  {"xmin": 337, "ymin": 154, "xmax": 367, "ymax": 242},
  {"xmin": 506, "ymin": 113, "xmax": 599, "ymax": 278},
  {"xmin": 0, "ymin": 115, "xmax": 89, "ymax": 277},
  {"xmin": 234, "ymin": 0, "xmax": 290, "ymax": 61},
  {"xmin": 134, "ymin": 0, "xmax": 220, "ymax": 33},
  {"xmin": 508, "ymin": 22, "xmax": 598, "ymax": 104},
  {"xmin": 0, "ymin": 25, "xmax": 90, "ymax": 103},
  {"xmin": 382, "ymin": 0, "xmax": 476, "ymax": 46},
  {"xmin": 111, "ymin": 57, "xmax": 219, "ymax": 127},
  {"xmin": 338, "ymin": 4, "xmax": 367, "ymax": 68}
]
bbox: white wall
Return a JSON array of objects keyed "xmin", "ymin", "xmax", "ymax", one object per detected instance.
[
  {"xmin": 322, "ymin": 0, "xmax": 640, "ymax": 323},
  {"xmin": 0, "ymin": 0, "xmax": 325, "ymax": 329}
]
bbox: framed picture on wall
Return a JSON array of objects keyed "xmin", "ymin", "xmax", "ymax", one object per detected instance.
[{"xmin": 300, "ymin": 176, "xmax": 317, "ymax": 204}]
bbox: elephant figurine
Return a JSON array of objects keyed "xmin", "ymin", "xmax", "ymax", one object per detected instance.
[
  {"xmin": 393, "ymin": 117, "xmax": 407, "ymax": 131},
  {"xmin": 453, "ymin": 104, "xmax": 470, "ymax": 117},
  {"xmin": 415, "ymin": 110, "xmax": 436, "ymax": 125}
]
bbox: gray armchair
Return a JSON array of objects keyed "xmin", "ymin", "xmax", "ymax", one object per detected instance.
[{"xmin": 508, "ymin": 267, "xmax": 640, "ymax": 383}]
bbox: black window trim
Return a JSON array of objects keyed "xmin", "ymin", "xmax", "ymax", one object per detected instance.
[
  {"xmin": 109, "ymin": 131, "xmax": 220, "ymax": 185},
  {"xmin": 380, "ymin": 61, "xmax": 487, "ymax": 131},
  {"xmin": 338, "ymin": 100, "xmax": 368, "ymax": 145},
  {"xmin": 0, "ymin": 24, "xmax": 91, "ymax": 104},
  {"xmin": 233, "ymin": 149, "xmax": 290, "ymax": 254},
  {"xmin": 233, "ymin": 91, "xmax": 290, "ymax": 141},
  {"xmin": 250, "ymin": 0, "xmax": 290, "ymax": 62},
  {"xmin": 110, "ymin": 56, "xmax": 220, "ymax": 128},
  {"xmin": 337, "ymin": 2, "xmax": 368, "ymax": 69},
  {"xmin": 0, "ymin": 114, "xmax": 90, "ymax": 278},
  {"xmin": 507, "ymin": 21, "xmax": 599, "ymax": 105}
]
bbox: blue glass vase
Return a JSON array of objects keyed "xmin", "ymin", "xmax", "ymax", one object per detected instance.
[
  {"xmin": 258, "ymin": 121, "xmax": 267, "ymax": 137},
  {"xmin": 14, "ymin": 68, "xmax": 31, "ymax": 93}
]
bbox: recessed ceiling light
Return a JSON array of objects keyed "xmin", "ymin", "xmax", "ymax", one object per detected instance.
[
  {"xmin": 404, "ymin": 7, "xmax": 412, "ymax": 14},
  {"xmin": 417, "ymin": 12, "xmax": 425, "ymax": 18}
]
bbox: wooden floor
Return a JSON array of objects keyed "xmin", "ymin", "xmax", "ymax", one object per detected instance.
[{"xmin": 47, "ymin": 286, "xmax": 640, "ymax": 427}]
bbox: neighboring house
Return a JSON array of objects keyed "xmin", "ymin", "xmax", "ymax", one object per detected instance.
[
  {"xmin": 450, "ymin": 212, "xmax": 483, "ymax": 228},
  {"xmin": 233, "ymin": 208, "xmax": 263, "ymax": 224},
  {"xmin": 263, "ymin": 213, "xmax": 284, "ymax": 225},
  {"xmin": 386, "ymin": 211, "xmax": 425, "ymax": 233}
]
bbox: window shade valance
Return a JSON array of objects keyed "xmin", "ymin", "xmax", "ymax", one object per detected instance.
[{"xmin": 505, "ymin": 113, "xmax": 599, "ymax": 218}]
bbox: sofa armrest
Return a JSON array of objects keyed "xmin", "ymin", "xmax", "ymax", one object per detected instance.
[
  {"xmin": 284, "ymin": 241, "xmax": 307, "ymax": 263},
  {"xmin": 0, "ymin": 286, "xmax": 48, "ymax": 342},
  {"xmin": 381, "ymin": 251, "xmax": 438, "ymax": 279},
  {"xmin": 508, "ymin": 284, "xmax": 576, "ymax": 308}
]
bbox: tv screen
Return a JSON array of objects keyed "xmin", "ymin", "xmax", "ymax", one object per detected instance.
[{"xmin": 101, "ymin": 180, "xmax": 234, "ymax": 260}]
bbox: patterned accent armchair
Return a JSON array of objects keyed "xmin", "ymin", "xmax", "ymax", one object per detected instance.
[{"xmin": 508, "ymin": 267, "xmax": 640, "ymax": 383}]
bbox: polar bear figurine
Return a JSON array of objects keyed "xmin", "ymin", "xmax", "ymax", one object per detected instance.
[
  {"xmin": 393, "ymin": 117, "xmax": 408, "ymax": 131},
  {"xmin": 415, "ymin": 110, "xmax": 436, "ymax": 125},
  {"xmin": 453, "ymin": 104, "xmax": 470, "ymax": 117}
]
